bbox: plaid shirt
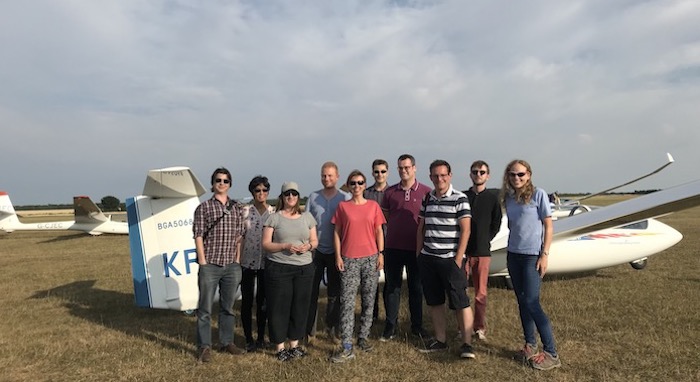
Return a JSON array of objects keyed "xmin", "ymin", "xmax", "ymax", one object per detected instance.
[{"xmin": 193, "ymin": 196, "xmax": 245, "ymax": 266}]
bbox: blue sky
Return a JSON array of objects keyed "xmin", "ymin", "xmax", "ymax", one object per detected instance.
[{"xmin": 1, "ymin": 0, "xmax": 699, "ymax": 205}]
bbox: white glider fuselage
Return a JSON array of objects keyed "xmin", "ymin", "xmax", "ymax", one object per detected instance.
[
  {"xmin": 0, "ymin": 193, "xmax": 128, "ymax": 235},
  {"xmin": 487, "ymin": 217, "xmax": 682, "ymax": 277}
]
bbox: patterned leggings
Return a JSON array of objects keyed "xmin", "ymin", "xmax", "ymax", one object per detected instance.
[{"xmin": 339, "ymin": 255, "xmax": 379, "ymax": 345}]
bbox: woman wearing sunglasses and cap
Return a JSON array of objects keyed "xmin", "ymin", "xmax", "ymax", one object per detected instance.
[
  {"xmin": 500, "ymin": 159, "xmax": 561, "ymax": 371},
  {"xmin": 262, "ymin": 181, "xmax": 318, "ymax": 362}
]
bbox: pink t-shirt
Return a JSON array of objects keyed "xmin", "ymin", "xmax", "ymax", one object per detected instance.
[{"xmin": 331, "ymin": 200, "xmax": 386, "ymax": 259}]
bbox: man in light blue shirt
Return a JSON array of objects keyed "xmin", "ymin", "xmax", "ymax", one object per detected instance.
[{"xmin": 305, "ymin": 161, "xmax": 350, "ymax": 341}]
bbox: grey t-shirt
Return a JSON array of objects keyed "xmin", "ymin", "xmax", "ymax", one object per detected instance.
[{"xmin": 264, "ymin": 211, "xmax": 317, "ymax": 266}]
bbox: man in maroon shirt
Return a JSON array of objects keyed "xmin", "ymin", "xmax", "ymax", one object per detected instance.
[{"xmin": 380, "ymin": 154, "xmax": 431, "ymax": 341}]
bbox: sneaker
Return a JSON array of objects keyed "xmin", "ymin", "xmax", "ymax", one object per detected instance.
[
  {"xmin": 459, "ymin": 343, "xmax": 476, "ymax": 359},
  {"xmin": 220, "ymin": 343, "xmax": 246, "ymax": 355},
  {"xmin": 379, "ymin": 326, "xmax": 396, "ymax": 342},
  {"xmin": 330, "ymin": 347, "xmax": 355, "ymax": 363},
  {"xmin": 515, "ymin": 343, "xmax": 538, "ymax": 362},
  {"xmin": 288, "ymin": 346, "xmax": 307, "ymax": 359},
  {"xmin": 530, "ymin": 351, "xmax": 561, "ymax": 370},
  {"xmin": 357, "ymin": 338, "xmax": 374, "ymax": 352},
  {"xmin": 197, "ymin": 347, "xmax": 211, "ymax": 363},
  {"xmin": 474, "ymin": 329, "xmax": 487, "ymax": 342},
  {"xmin": 255, "ymin": 339, "xmax": 268, "ymax": 350},
  {"xmin": 276, "ymin": 349, "xmax": 292, "ymax": 362},
  {"xmin": 245, "ymin": 341, "xmax": 257, "ymax": 352},
  {"xmin": 418, "ymin": 339, "xmax": 448, "ymax": 353}
]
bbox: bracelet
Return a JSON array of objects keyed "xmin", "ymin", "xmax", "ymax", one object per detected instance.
[{"xmin": 541, "ymin": 251, "xmax": 549, "ymax": 256}]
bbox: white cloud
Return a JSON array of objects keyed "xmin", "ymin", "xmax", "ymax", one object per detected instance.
[{"xmin": 0, "ymin": 0, "xmax": 699, "ymax": 204}]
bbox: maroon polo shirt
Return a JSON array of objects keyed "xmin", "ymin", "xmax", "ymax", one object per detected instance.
[{"xmin": 381, "ymin": 181, "xmax": 431, "ymax": 251}]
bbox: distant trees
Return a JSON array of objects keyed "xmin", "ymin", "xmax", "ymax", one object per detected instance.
[{"xmin": 101, "ymin": 196, "xmax": 121, "ymax": 211}]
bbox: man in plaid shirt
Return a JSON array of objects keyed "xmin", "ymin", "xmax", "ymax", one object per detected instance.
[{"xmin": 193, "ymin": 167, "xmax": 246, "ymax": 362}]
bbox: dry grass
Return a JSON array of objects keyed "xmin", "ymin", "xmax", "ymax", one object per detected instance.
[{"xmin": 1, "ymin": 200, "xmax": 699, "ymax": 382}]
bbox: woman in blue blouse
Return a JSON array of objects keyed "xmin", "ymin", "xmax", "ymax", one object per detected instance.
[{"xmin": 500, "ymin": 159, "xmax": 560, "ymax": 371}]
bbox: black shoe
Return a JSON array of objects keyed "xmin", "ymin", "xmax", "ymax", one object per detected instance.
[
  {"xmin": 288, "ymin": 346, "xmax": 307, "ymax": 359},
  {"xmin": 459, "ymin": 343, "xmax": 476, "ymax": 359},
  {"xmin": 418, "ymin": 339, "xmax": 448, "ymax": 353},
  {"xmin": 276, "ymin": 349, "xmax": 292, "ymax": 362},
  {"xmin": 379, "ymin": 326, "xmax": 396, "ymax": 342}
]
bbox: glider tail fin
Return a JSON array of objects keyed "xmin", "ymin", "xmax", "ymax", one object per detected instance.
[
  {"xmin": 0, "ymin": 191, "xmax": 19, "ymax": 232},
  {"xmin": 74, "ymin": 196, "xmax": 108, "ymax": 223}
]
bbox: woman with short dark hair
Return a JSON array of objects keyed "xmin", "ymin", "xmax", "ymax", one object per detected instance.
[{"xmin": 239, "ymin": 175, "xmax": 274, "ymax": 352}]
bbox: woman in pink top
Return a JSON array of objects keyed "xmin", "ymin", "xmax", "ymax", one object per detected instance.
[{"xmin": 330, "ymin": 170, "xmax": 386, "ymax": 363}]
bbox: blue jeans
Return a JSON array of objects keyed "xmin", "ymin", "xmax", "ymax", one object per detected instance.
[
  {"xmin": 383, "ymin": 248, "xmax": 423, "ymax": 332},
  {"xmin": 507, "ymin": 252, "xmax": 557, "ymax": 355},
  {"xmin": 196, "ymin": 262, "xmax": 242, "ymax": 349}
]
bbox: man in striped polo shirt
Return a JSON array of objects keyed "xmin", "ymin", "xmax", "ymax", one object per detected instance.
[{"xmin": 416, "ymin": 159, "xmax": 476, "ymax": 359}]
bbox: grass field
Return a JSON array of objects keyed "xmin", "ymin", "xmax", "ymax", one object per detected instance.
[{"xmin": 1, "ymin": 198, "xmax": 698, "ymax": 381}]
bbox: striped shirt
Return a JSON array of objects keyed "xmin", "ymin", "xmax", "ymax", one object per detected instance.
[
  {"xmin": 193, "ymin": 197, "xmax": 245, "ymax": 266},
  {"xmin": 419, "ymin": 185, "xmax": 471, "ymax": 258}
]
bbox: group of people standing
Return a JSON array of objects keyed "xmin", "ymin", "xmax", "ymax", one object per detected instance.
[{"xmin": 191, "ymin": 155, "xmax": 561, "ymax": 371}]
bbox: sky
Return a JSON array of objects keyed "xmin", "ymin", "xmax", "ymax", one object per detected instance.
[{"xmin": 1, "ymin": 0, "xmax": 699, "ymax": 205}]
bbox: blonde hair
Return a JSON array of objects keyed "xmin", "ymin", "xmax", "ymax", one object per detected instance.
[{"xmin": 500, "ymin": 159, "xmax": 534, "ymax": 206}]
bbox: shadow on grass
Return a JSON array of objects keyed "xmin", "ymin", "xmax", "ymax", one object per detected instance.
[
  {"xmin": 38, "ymin": 233, "xmax": 89, "ymax": 243},
  {"xmin": 30, "ymin": 280, "xmax": 195, "ymax": 354}
]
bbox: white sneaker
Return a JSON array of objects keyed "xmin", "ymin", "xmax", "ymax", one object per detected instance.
[{"xmin": 474, "ymin": 329, "xmax": 487, "ymax": 341}]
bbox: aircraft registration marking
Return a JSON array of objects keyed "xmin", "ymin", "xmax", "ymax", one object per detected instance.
[
  {"xmin": 157, "ymin": 218, "xmax": 194, "ymax": 230},
  {"xmin": 570, "ymin": 232, "xmax": 660, "ymax": 241}
]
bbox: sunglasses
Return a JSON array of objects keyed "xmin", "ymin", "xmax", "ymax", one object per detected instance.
[
  {"xmin": 282, "ymin": 190, "xmax": 299, "ymax": 197},
  {"xmin": 253, "ymin": 188, "xmax": 269, "ymax": 193},
  {"xmin": 509, "ymin": 172, "xmax": 527, "ymax": 178},
  {"xmin": 373, "ymin": 170, "xmax": 387, "ymax": 174},
  {"xmin": 348, "ymin": 180, "xmax": 366, "ymax": 187},
  {"xmin": 471, "ymin": 170, "xmax": 487, "ymax": 176},
  {"xmin": 214, "ymin": 178, "xmax": 231, "ymax": 184}
]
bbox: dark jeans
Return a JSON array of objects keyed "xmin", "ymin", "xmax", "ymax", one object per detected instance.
[
  {"xmin": 507, "ymin": 252, "xmax": 557, "ymax": 355},
  {"xmin": 196, "ymin": 262, "xmax": 242, "ymax": 348},
  {"xmin": 265, "ymin": 260, "xmax": 314, "ymax": 345},
  {"xmin": 383, "ymin": 248, "xmax": 423, "ymax": 332},
  {"xmin": 240, "ymin": 267, "xmax": 266, "ymax": 343},
  {"xmin": 306, "ymin": 250, "xmax": 341, "ymax": 335}
]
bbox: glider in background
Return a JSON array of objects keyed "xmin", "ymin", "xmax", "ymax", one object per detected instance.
[{"xmin": 0, "ymin": 192, "xmax": 128, "ymax": 235}]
